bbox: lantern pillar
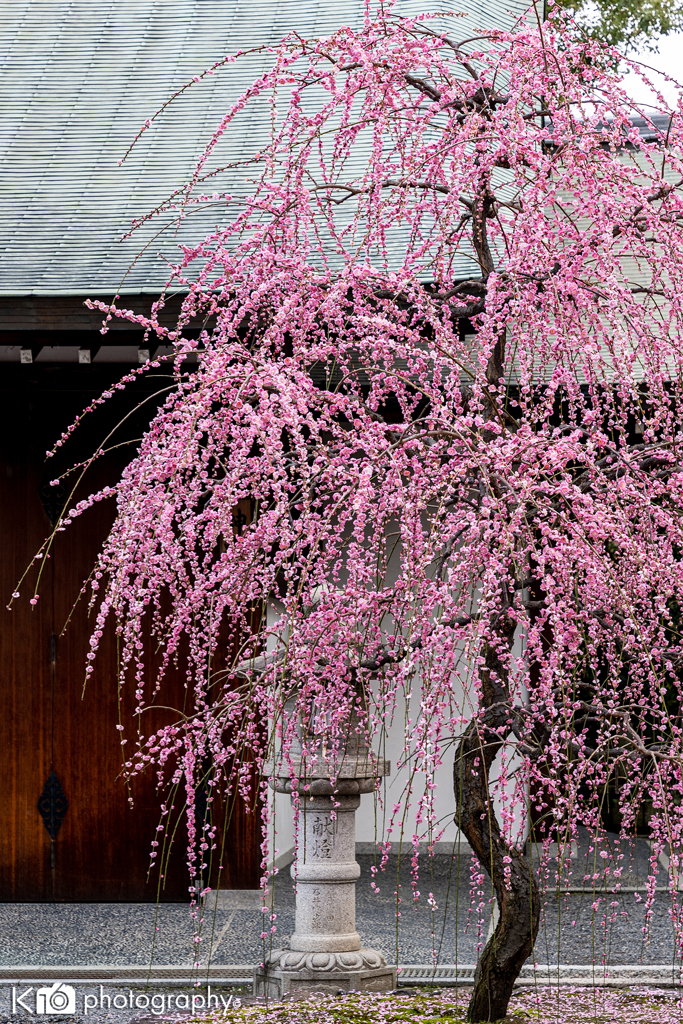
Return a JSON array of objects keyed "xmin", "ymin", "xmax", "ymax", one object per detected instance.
[{"xmin": 253, "ymin": 759, "xmax": 395, "ymax": 998}]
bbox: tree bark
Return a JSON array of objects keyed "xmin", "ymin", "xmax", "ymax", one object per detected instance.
[{"xmin": 454, "ymin": 614, "xmax": 540, "ymax": 1022}]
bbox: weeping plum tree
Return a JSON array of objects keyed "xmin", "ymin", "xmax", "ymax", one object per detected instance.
[{"xmin": 37, "ymin": 4, "xmax": 683, "ymax": 1019}]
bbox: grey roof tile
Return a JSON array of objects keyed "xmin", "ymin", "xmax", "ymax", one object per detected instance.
[{"xmin": 0, "ymin": 0, "xmax": 532, "ymax": 295}]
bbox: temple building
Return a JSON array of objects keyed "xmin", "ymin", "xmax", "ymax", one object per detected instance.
[{"xmin": 1, "ymin": 0, "xmax": 533, "ymax": 902}]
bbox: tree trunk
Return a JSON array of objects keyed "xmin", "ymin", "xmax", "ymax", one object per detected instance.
[{"xmin": 454, "ymin": 616, "xmax": 540, "ymax": 1022}]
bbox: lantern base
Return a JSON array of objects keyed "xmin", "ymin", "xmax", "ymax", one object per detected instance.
[{"xmin": 252, "ymin": 948, "xmax": 396, "ymax": 998}]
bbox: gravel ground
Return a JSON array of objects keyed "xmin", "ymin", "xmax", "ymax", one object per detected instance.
[
  {"xmin": 0, "ymin": 836, "xmax": 677, "ymax": 967},
  {"xmin": 0, "ymin": 830, "xmax": 679, "ymax": 1023}
]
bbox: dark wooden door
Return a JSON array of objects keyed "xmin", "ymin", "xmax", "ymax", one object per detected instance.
[{"xmin": 0, "ymin": 365, "xmax": 260, "ymax": 900}]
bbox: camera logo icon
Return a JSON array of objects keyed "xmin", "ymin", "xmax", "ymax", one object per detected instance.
[{"xmin": 35, "ymin": 982, "xmax": 76, "ymax": 1014}]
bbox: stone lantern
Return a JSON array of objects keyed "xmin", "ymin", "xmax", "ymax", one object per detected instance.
[{"xmin": 253, "ymin": 697, "xmax": 396, "ymax": 998}]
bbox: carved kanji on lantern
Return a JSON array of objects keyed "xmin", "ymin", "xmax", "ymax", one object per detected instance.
[{"xmin": 311, "ymin": 815, "xmax": 335, "ymax": 859}]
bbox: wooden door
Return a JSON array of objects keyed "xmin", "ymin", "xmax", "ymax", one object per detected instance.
[{"xmin": 0, "ymin": 364, "xmax": 260, "ymax": 900}]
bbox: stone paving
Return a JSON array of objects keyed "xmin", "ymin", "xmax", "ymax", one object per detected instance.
[{"xmin": 0, "ymin": 831, "xmax": 678, "ymax": 968}]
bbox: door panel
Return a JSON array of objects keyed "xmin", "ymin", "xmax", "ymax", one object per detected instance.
[
  {"xmin": 0, "ymin": 365, "xmax": 260, "ymax": 900},
  {"xmin": 0, "ymin": 450, "xmax": 53, "ymax": 899}
]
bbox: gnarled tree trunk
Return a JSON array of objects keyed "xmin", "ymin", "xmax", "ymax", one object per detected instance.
[{"xmin": 454, "ymin": 614, "xmax": 540, "ymax": 1022}]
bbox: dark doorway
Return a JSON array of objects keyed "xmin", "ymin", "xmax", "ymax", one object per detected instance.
[{"xmin": 0, "ymin": 363, "xmax": 260, "ymax": 900}]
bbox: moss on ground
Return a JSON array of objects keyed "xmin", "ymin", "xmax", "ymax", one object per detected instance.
[{"xmin": 192, "ymin": 987, "xmax": 683, "ymax": 1024}]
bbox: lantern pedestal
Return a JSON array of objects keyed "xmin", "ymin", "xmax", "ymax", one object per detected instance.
[{"xmin": 253, "ymin": 764, "xmax": 395, "ymax": 998}]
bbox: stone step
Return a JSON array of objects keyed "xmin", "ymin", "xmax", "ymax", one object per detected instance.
[{"xmin": 1, "ymin": 963, "xmax": 681, "ymax": 989}]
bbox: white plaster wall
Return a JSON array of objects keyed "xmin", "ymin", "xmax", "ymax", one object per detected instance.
[
  {"xmin": 354, "ymin": 629, "xmax": 528, "ymax": 851},
  {"xmin": 270, "ymin": 676, "xmax": 527, "ymax": 859},
  {"xmin": 263, "ymin": 579, "xmax": 529, "ymax": 864}
]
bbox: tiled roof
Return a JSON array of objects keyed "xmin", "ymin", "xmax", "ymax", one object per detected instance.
[{"xmin": 0, "ymin": 0, "xmax": 532, "ymax": 296}]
